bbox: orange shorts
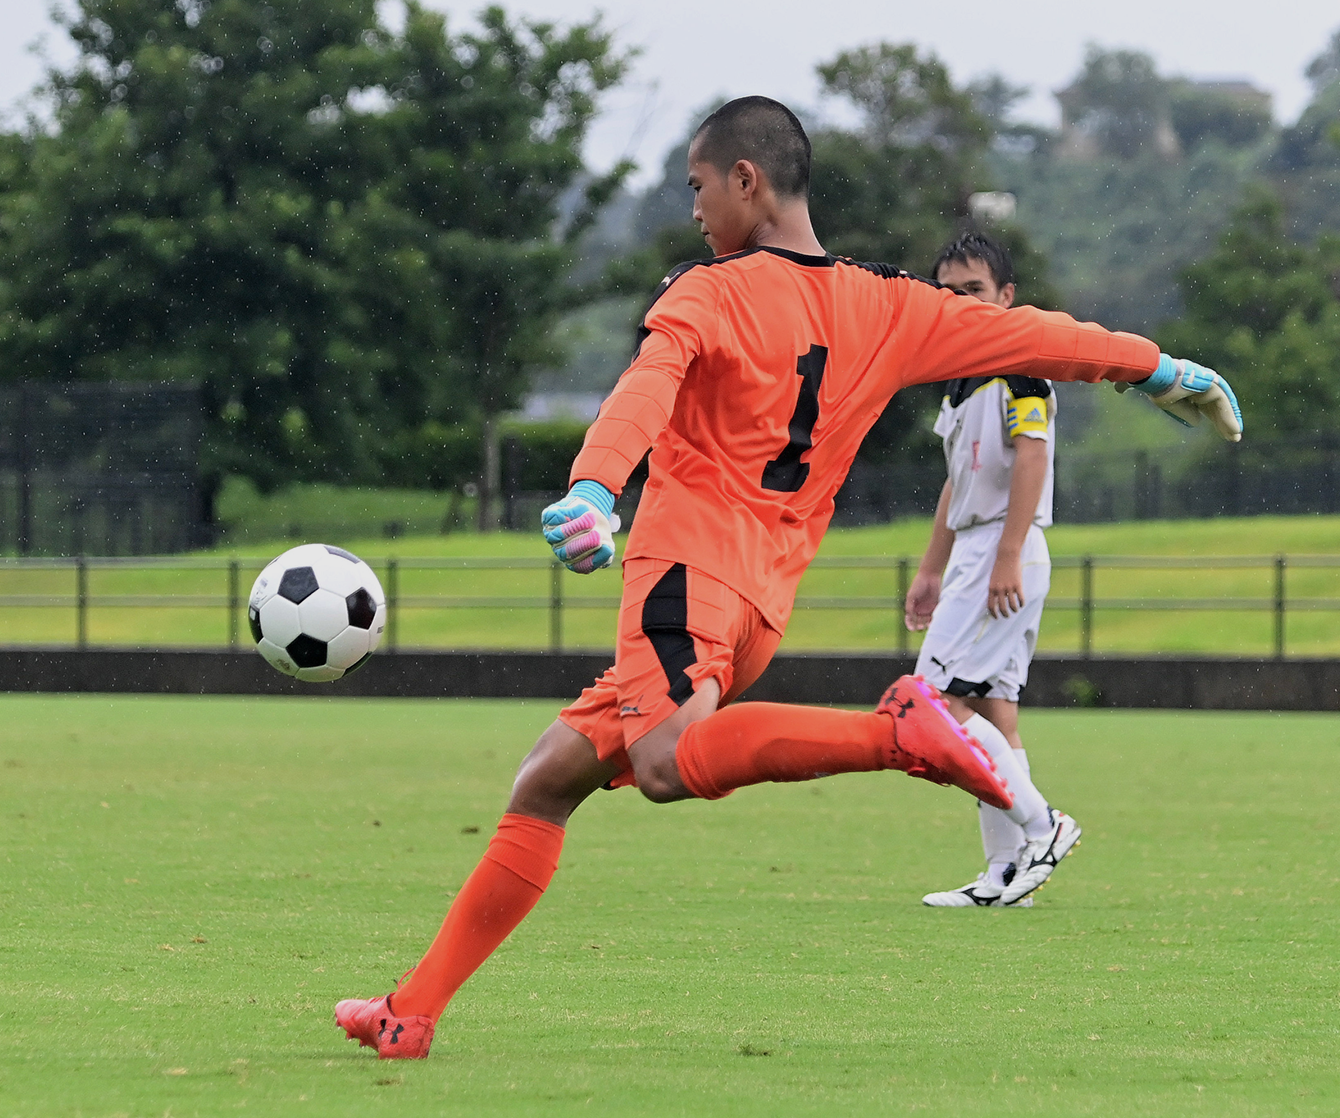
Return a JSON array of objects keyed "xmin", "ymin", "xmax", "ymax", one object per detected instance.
[{"xmin": 559, "ymin": 558, "xmax": 781, "ymax": 786}]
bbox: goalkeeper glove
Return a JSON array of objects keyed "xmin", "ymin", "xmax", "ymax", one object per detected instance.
[
  {"xmin": 541, "ymin": 481, "xmax": 620, "ymax": 574},
  {"xmin": 1119, "ymin": 354, "xmax": 1242, "ymax": 442}
]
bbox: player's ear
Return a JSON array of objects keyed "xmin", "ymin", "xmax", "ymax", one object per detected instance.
[
  {"xmin": 733, "ymin": 159, "xmax": 758, "ymax": 199},
  {"xmin": 1000, "ymin": 282, "xmax": 1016, "ymax": 309}
]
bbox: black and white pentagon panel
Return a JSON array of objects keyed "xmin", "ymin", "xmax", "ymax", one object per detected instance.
[
  {"xmin": 278, "ymin": 565, "xmax": 319, "ymax": 605},
  {"xmin": 247, "ymin": 543, "xmax": 387, "ymax": 682}
]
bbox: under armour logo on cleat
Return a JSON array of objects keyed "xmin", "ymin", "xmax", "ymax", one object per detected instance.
[
  {"xmin": 891, "ymin": 697, "xmax": 915, "ymax": 718},
  {"xmin": 387, "ymin": 1023, "xmax": 404, "ymax": 1045}
]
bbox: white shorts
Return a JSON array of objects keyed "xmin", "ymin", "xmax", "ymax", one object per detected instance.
[{"xmin": 914, "ymin": 521, "xmax": 1050, "ymax": 703}]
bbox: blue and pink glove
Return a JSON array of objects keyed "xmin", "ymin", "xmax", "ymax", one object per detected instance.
[
  {"xmin": 1119, "ymin": 354, "xmax": 1243, "ymax": 442},
  {"xmin": 541, "ymin": 481, "xmax": 619, "ymax": 574}
]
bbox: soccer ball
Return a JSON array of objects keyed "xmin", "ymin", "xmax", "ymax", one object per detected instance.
[{"xmin": 248, "ymin": 544, "xmax": 387, "ymax": 682}]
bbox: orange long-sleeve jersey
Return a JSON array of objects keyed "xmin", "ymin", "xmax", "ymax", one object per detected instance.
[{"xmin": 571, "ymin": 247, "xmax": 1158, "ymax": 631}]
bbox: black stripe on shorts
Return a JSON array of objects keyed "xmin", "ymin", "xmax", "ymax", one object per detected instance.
[
  {"xmin": 944, "ymin": 677, "xmax": 993, "ymax": 698},
  {"xmin": 640, "ymin": 563, "xmax": 697, "ymax": 707}
]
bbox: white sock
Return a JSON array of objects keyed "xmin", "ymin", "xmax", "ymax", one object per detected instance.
[
  {"xmin": 1009, "ymin": 747, "xmax": 1054, "ymax": 839},
  {"xmin": 979, "ymin": 804, "xmax": 1024, "ymax": 886},
  {"xmin": 963, "ymin": 714, "xmax": 1050, "ymax": 834}
]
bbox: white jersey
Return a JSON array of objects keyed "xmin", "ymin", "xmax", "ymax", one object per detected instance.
[{"xmin": 933, "ymin": 376, "xmax": 1056, "ymax": 531}]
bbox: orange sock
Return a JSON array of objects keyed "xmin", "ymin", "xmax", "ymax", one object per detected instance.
[
  {"xmin": 391, "ymin": 813, "xmax": 564, "ymax": 1022},
  {"xmin": 675, "ymin": 702, "xmax": 888, "ymax": 800}
]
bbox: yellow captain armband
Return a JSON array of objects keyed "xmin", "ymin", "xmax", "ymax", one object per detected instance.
[{"xmin": 1005, "ymin": 395, "xmax": 1049, "ymax": 439}]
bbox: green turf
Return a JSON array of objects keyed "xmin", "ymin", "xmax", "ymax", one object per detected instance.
[
  {"xmin": 1, "ymin": 696, "xmax": 1336, "ymax": 1116},
  {"xmin": 5, "ymin": 515, "xmax": 1340, "ymax": 655},
  {"xmin": 213, "ymin": 477, "xmax": 472, "ymax": 546}
]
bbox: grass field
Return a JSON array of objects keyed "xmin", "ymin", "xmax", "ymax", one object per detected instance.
[
  {"xmin": 1, "ymin": 696, "xmax": 1336, "ymax": 1116},
  {"xmin": 5, "ymin": 515, "xmax": 1340, "ymax": 655},
  {"xmin": 213, "ymin": 478, "xmax": 473, "ymax": 547}
]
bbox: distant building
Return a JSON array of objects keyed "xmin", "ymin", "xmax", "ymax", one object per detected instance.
[{"xmin": 1187, "ymin": 79, "xmax": 1272, "ymax": 107}]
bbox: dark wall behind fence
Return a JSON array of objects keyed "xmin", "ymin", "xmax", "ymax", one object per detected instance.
[
  {"xmin": 0, "ymin": 382, "xmax": 208, "ymax": 556},
  {"xmin": 1, "ymin": 649, "xmax": 1337, "ymax": 710}
]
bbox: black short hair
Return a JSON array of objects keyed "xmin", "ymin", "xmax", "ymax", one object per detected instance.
[
  {"xmin": 931, "ymin": 232, "xmax": 1015, "ymax": 290},
  {"xmin": 691, "ymin": 96, "xmax": 811, "ymax": 199}
]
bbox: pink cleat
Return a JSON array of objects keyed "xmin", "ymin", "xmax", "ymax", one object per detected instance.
[
  {"xmin": 876, "ymin": 675, "xmax": 1013, "ymax": 810},
  {"xmin": 335, "ymin": 994, "xmax": 434, "ymax": 1060}
]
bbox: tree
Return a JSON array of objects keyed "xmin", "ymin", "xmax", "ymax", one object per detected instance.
[
  {"xmin": 1169, "ymin": 82, "xmax": 1273, "ymax": 151},
  {"xmin": 808, "ymin": 43, "xmax": 990, "ymax": 268},
  {"xmin": 0, "ymin": 0, "xmax": 629, "ymax": 497},
  {"xmin": 1305, "ymin": 26, "xmax": 1340, "ymax": 94},
  {"xmin": 991, "ymin": 44, "xmax": 1284, "ymax": 333},
  {"xmin": 1058, "ymin": 47, "xmax": 1172, "ymax": 159},
  {"xmin": 1156, "ymin": 190, "xmax": 1340, "ymax": 437},
  {"xmin": 967, "ymin": 74, "xmax": 1029, "ymax": 130},
  {"xmin": 1276, "ymin": 27, "xmax": 1340, "ymax": 171}
]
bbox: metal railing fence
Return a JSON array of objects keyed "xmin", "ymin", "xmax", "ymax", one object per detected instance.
[{"xmin": 0, "ymin": 553, "xmax": 1336, "ymax": 658}]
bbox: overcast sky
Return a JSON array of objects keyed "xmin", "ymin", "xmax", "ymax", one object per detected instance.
[{"xmin": 2, "ymin": 0, "xmax": 1336, "ymax": 187}]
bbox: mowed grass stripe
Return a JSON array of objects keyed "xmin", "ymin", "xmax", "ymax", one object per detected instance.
[{"xmin": 0, "ymin": 696, "xmax": 1335, "ymax": 1116}]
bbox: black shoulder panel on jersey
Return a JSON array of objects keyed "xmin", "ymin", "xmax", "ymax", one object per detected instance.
[
  {"xmin": 842, "ymin": 258, "xmax": 910, "ymax": 280},
  {"xmin": 944, "ymin": 375, "xmax": 1053, "ymax": 408},
  {"xmin": 840, "ymin": 259, "xmax": 953, "ymax": 293},
  {"xmin": 944, "ymin": 377, "xmax": 992, "ymax": 408},
  {"xmin": 1002, "ymin": 375, "xmax": 1053, "ymax": 399}
]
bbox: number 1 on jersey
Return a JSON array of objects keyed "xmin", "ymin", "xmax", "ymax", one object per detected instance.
[{"xmin": 761, "ymin": 344, "xmax": 828, "ymax": 493}]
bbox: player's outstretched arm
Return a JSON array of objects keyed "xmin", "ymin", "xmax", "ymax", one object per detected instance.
[
  {"xmin": 541, "ymin": 481, "xmax": 619, "ymax": 574},
  {"xmin": 889, "ymin": 285, "xmax": 1242, "ymax": 444},
  {"xmin": 1118, "ymin": 354, "xmax": 1242, "ymax": 442}
]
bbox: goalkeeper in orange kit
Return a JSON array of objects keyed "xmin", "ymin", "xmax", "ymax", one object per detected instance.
[{"xmin": 335, "ymin": 96, "xmax": 1243, "ymax": 1059}]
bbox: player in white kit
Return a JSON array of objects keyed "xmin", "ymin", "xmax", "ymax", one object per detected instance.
[{"xmin": 907, "ymin": 233, "xmax": 1079, "ymax": 907}]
